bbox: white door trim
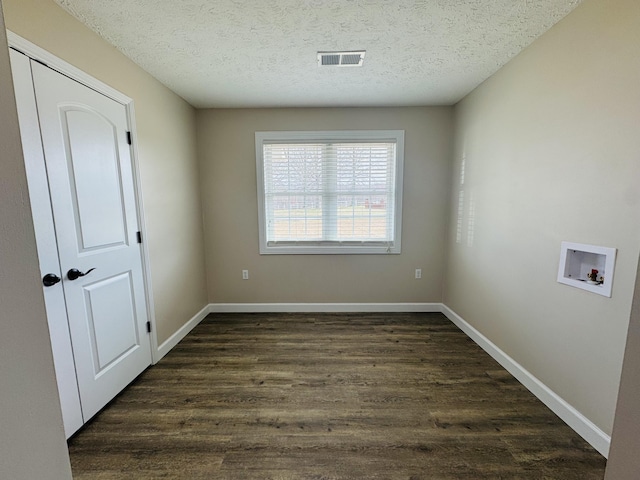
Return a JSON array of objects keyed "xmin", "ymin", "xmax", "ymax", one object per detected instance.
[
  {"xmin": 8, "ymin": 31, "xmax": 131, "ymax": 104},
  {"xmin": 7, "ymin": 31, "xmax": 159, "ymax": 363},
  {"xmin": 9, "ymin": 49, "xmax": 84, "ymax": 437}
]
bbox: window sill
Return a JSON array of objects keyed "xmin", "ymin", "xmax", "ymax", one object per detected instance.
[{"xmin": 260, "ymin": 243, "xmax": 401, "ymax": 255}]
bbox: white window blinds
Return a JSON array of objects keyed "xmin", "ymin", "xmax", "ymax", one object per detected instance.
[{"xmin": 256, "ymin": 131, "xmax": 404, "ymax": 254}]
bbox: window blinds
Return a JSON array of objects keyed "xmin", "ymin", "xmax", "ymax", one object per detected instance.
[{"xmin": 262, "ymin": 141, "xmax": 397, "ymax": 245}]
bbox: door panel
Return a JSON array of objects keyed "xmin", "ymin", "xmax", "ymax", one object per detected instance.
[
  {"xmin": 31, "ymin": 61, "xmax": 152, "ymax": 422},
  {"xmin": 84, "ymin": 272, "xmax": 139, "ymax": 373},
  {"xmin": 64, "ymin": 108, "xmax": 127, "ymax": 251}
]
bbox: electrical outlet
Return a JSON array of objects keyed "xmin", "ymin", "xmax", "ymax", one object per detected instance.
[
  {"xmin": 415, "ymin": 268, "xmax": 422, "ymax": 279},
  {"xmin": 242, "ymin": 270, "xmax": 249, "ymax": 280}
]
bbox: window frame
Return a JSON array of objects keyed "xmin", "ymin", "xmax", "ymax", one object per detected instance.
[{"xmin": 255, "ymin": 130, "xmax": 404, "ymax": 255}]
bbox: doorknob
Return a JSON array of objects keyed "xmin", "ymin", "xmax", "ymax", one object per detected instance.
[
  {"xmin": 67, "ymin": 268, "xmax": 96, "ymax": 281},
  {"xmin": 42, "ymin": 273, "xmax": 61, "ymax": 287}
]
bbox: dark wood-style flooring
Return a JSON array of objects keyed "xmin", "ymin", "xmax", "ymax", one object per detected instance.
[{"xmin": 68, "ymin": 313, "xmax": 606, "ymax": 479}]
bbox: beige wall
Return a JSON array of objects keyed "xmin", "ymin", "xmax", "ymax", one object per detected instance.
[
  {"xmin": 3, "ymin": 0, "xmax": 208, "ymax": 344},
  {"xmin": 0, "ymin": 2, "xmax": 72, "ymax": 477},
  {"xmin": 444, "ymin": 0, "xmax": 640, "ymax": 435},
  {"xmin": 606, "ymin": 259, "xmax": 640, "ymax": 478},
  {"xmin": 197, "ymin": 107, "xmax": 452, "ymax": 303}
]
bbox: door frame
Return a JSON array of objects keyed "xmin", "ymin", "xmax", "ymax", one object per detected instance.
[{"xmin": 8, "ymin": 31, "xmax": 160, "ymax": 363}]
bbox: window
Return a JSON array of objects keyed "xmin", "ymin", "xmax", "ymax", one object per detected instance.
[{"xmin": 255, "ymin": 130, "xmax": 404, "ymax": 254}]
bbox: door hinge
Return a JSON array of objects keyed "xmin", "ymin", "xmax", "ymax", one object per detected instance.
[
  {"xmin": 146, "ymin": 321, "xmax": 152, "ymax": 333},
  {"xmin": 136, "ymin": 231, "xmax": 142, "ymax": 244},
  {"xmin": 126, "ymin": 131, "xmax": 132, "ymax": 145}
]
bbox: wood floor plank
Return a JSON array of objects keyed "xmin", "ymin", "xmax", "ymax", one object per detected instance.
[{"xmin": 68, "ymin": 312, "xmax": 606, "ymax": 478}]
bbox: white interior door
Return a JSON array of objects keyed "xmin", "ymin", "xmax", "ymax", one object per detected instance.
[{"xmin": 13, "ymin": 55, "xmax": 152, "ymax": 428}]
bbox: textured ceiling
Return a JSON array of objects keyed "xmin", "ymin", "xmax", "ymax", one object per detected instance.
[{"xmin": 54, "ymin": 0, "xmax": 582, "ymax": 108}]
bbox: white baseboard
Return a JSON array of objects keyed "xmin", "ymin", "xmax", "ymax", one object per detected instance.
[
  {"xmin": 441, "ymin": 305, "xmax": 611, "ymax": 458},
  {"xmin": 208, "ymin": 302, "xmax": 442, "ymax": 313},
  {"xmin": 155, "ymin": 304, "xmax": 211, "ymax": 362}
]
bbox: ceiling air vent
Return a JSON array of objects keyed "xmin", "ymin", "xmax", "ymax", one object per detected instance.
[{"xmin": 317, "ymin": 51, "xmax": 366, "ymax": 67}]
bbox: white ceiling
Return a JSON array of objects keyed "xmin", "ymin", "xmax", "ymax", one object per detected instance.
[{"xmin": 54, "ymin": 0, "xmax": 582, "ymax": 109}]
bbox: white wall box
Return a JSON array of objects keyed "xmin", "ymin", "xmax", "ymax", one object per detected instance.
[{"xmin": 557, "ymin": 242, "xmax": 617, "ymax": 297}]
